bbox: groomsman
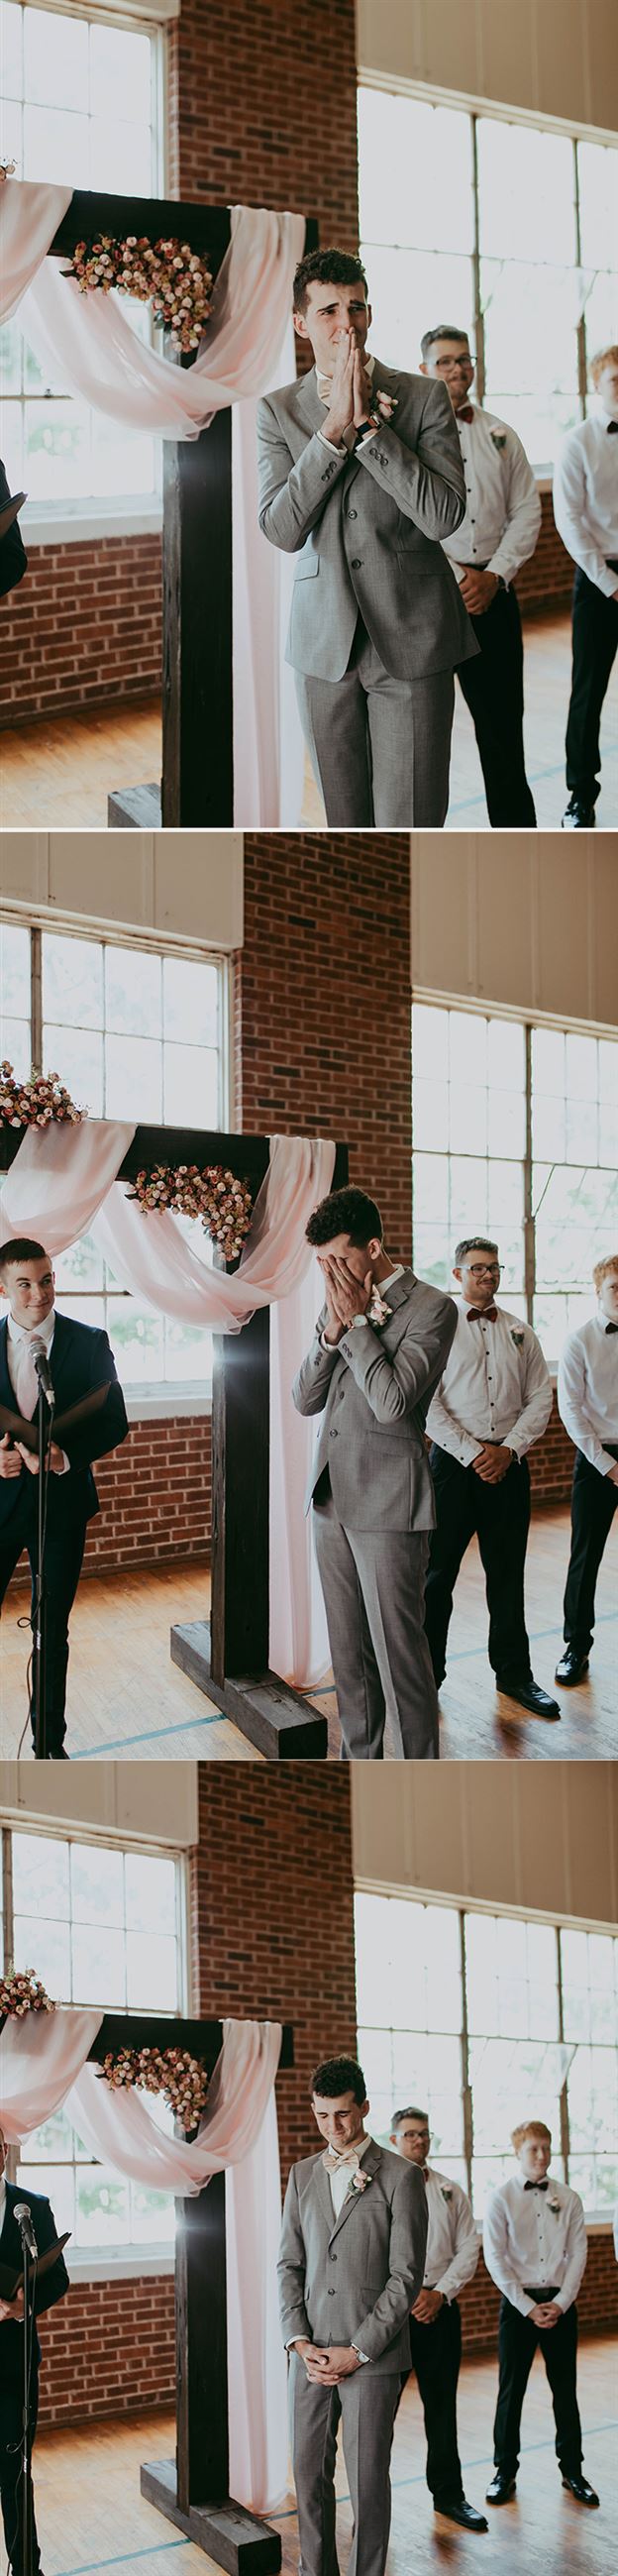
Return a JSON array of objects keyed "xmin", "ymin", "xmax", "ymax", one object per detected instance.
[
  {"xmin": 0, "ymin": 2119, "xmax": 70, "ymax": 2573},
  {"xmin": 390, "ymin": 2104, "xmax": 487, "ymax": 2532},
  {"xmin": 420, "ymin": 323, "xmax": 541, "ymax": 823},
  {"xmin": 278, "ymin": 2055, "xmax": 427, "ymax": 2576},
  {"xmin": 556, "ymin": 1253, "xmax": 618, "ymax": 1685},
  {"xmin": 483, "ymin": 2119, "xmax": 598, "ymax": 2510},
  {"xmin": 292, "ymin": 1185, "xmax": 457, "ymax": 1758},
  {"xmin": 554, "ymin": 344, "xmax": 618, "ymax": 826},
  {"xmin": 258, "ymin": 248, "xmax": 477, "ymax": 826},
  {"xmin": 425, "ymin": 1235, "xmax": 560, "ymax": 1717}
]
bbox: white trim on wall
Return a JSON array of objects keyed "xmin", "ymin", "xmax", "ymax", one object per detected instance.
[{"xmin": 357, "ymin": 65, "xmax": 618, "ymax": 153}]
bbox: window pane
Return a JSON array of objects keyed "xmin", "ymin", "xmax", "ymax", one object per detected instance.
[
  {"xmin": 71, "ymin": 1923, "xmax": 126, "ymax": 2006},
  {"xmin": 14, "ymin": 1913, "xmax": 71, "ymax": 1996},
  {"xmin": 105, "ymin": 946, "xmax": 161, "ymax": 1039},
  {"xmin": 43, "ymin": 933, "xmax": 102, "ymax": 1028},
  {"xmin": 70, "ymin": 1844, "xmax": 125, "ymax": 1926},
  {"xmin": 0, "ymin": 919, "xmax": 30, "ymax": 1019},
  {"xmin": 577, "ymin": 140, "xmax": 618, "ymax": 271},
  {"xmin": 24, "ymin": 6, "xmax": 88, "ymax": 109},
  {"xmin": 0, "ymin": 1016, "xmax": 31, "ymax": 1080},
  {"xmin": 43, "ymin": 1021, "xmax": 103, "ymax": 1115},
  {"xmin": 90, "ymin": 23, "xmax": 152, "ymax": 124},
  {"xmin": 163, "ymin": 956, "xmax": 220, "ymax": 1048},
  {"xmin": 126, "ymin": 1851, "xmax": 177, "ymax": 1936},
  {"xmin": 359, "ymin": 88, "xmax": 474, "ymax": 253},
  {"xmin": 126, "ymin": 1929, "xmax": 177, "ymax": 2010},
  {"xmin": 477, "ymin": 118, "xmax": 576, "ymax": 265},
  {"xmin": 12, "ymin": 1832, "xmax": 69, "ymax": 1917},
  {"xmin": 24, "ymin": 100, "xmax": 90, "ymax": 185},
  {"xmin": 162, "ymin": 1041, "xmax": 219, "ymax": 1127},
  {"xmin": 104, "ymin": 1033, "xmax": 162, "ymax": 1121},
  {"xmin": 1, "ymin": 2, "xmax": 23, "ymax": 97}
]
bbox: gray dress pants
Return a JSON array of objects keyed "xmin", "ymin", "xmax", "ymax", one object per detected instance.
[
  {"xmin": 313, "ymin": 1491, "xmax": 439, "ymax": 1759},
  {"xmin": 295, "ymin": 619, "xmax": 455, "ymax": 825},
  {"xmin": 289, "ymin": 2351, "xmax": 400, "ymax": 2576}
]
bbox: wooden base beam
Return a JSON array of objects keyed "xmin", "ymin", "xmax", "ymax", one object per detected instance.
[
  {"xmin": 108, "ymin": 784, "xmax": 161, "ymax": 827},
  {"xmin": 140, "ymin": 2462, "xmax": 281, "ymax": 2573},
  {"xmin": 170, "ymin": 1617, "xmax": 327, "ymax": 1759}
]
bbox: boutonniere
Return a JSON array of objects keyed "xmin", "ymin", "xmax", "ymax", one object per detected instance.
[
  {"xmin": 549, "ymin": 2197, "xmax": 561, "ymax": 2214},
  {"xmin": 367, "ymin": 1290, "xmax": 392, "ymax": 1327},
  {"xmin": 510, "ymin": 1329, "xmax": 525, "ymax": 1346},
  {"xmin": 349, "ymin": 2170, "xmax": 371, "ymax": 2196},
  {"xmin": 374, "ymin": 389, "xmax": 398, "ymax": 421},
  {"xmin": 441, "ymin": 2187, "xmax": 453, "ymax": 2202},
  {"xmin": 490, "ymin": 428, "xmax": 507, "ymax": 450}
]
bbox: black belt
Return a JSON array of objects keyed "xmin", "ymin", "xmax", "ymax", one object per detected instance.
[{"xmin": 523, "ymin": 2287, "xmax": 560, "ymax": 2302}]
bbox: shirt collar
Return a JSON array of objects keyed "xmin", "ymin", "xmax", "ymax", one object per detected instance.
[
  {"xmin": 317, "ymin": 352, "xmax": 375, "ymax": 402},
  {"xmin": 514, "ymin": 2167, "xmax": 554, "ymax": 2191},
  {"xmin": 379, "ymin": 1264, "xmax": 404, "ymax": 1294},
  {"xmin": 7, "ymin": 1307, "xmax": 55, "ymax": 1349}
]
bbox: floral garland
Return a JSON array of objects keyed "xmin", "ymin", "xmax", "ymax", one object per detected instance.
[
  {"xmin": 0, "ymin": 1967, "xmax": 54, "ymax": 2017},
  {"xmin": 64, "ymin": 235, "xmax": 213, "ymax": 355},
  {"xmin": 128, "ymin": 1163, "xmax": 253, "ymax": 1261},
  {"xmin": 98, "ymin": 2046, "xmax": 208, "ymax": 2134},
  {"xmin": 0, "ymin": 1061, "xmax": 83, "ymax": 1129}
]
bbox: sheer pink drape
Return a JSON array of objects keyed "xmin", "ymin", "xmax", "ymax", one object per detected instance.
[{"xmin": 0, "ymin": 2012, "xmax": 288, "ymax": 2514}]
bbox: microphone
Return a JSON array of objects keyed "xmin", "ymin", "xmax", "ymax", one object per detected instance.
[
  {"xmin": 30, "ymin": 1339, "xmax": 54, "ymax": 1410},
  {"xmin": 14, "ymin": 2202, "xmax": 38, "ymax": 2259}
]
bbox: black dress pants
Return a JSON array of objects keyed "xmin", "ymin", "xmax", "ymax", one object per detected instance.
[
  {"xmin": 400, "ymin": 2299, "xmax": 464, "ymax": 2504},
  {"xmin": 566, "ymin": 567, "xmax": 618, "ymax": 807},
  {"xmin": 0, "ymin": 2377, "xmax": 41, "ymax": 2574},
  {"xmin": 563, "ymin": 1446, "xmax": 618, "ymax": 1656},
  {"xmin": 0, "ymin": 1498, "xmax": 86, "ymax": 1753},
  {"xmin": 425, "ymin": 1448, "xmax": 532, "ymax": 1687},
  {"xmin": 456, "ymin": 585, "xmax": 537, "ymax": 825},
  {"xmin": 493, "ymin": 2297, "xmax": 582, "ymax": 2483}
]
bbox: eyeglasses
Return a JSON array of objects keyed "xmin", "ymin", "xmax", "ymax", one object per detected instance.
[{"xmin": 434, "ymin": 356, "xmax": 474, "ymax": 375}]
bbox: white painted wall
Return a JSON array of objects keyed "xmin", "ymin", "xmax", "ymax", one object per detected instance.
[
  {"xmin": 0, "ymin": 832, "xmax": 243, "ymax": 951},
  {"xmin": 358, "ymin": 0, "xmax": 618, "ymax": 135},
  {"xmin": 352, "ymin": 1765, "xmax": 618, "ymax": 1927},
  {"xmin": 0, "ymin": 1760, "xmax": 198, "ymax": 1848},
  {"xmin": 410, "ymin": 833, "xmax": 618, "ymax": 1026}
]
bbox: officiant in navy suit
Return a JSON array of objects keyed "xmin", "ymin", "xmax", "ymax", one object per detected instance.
[
  {"xmin": 0, "ymin": 1234, "xmax": 129, "ymax": 1756},
  {"xmin": 0, "ymin": 2120, "xmax": 70, "ymax": 2575}
]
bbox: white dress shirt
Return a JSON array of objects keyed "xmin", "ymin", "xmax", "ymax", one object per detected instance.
[
  {"xmin": 325, "ymin": 2132, "xmax": 374, "ymax": 2220},
  {"xmin": 420, "ymin": 2166, "xmax": 479, "ymax": 2301},
  {"xmin": 557, "ymin": 1311, "xmax": 618, "ymax": 1475},
  {"xmin": 441, "ymin": 405, "xmax": 541, "ymax": 587},
  {"xmin": 0, "ymin": 2177, "xmax": 6, "ymax": 2238},
  {"xmin": 553, "ymin": 412, "xmax": 618, "ymax": 598},
  {"xmin": 483, "ymin": 2172, "xmax": 587, "ymax": 2318},
  {"xmin": 426, "ymin": 1300, "xmax": 553, "ymax": 1465},
  {"xmin": 6, "ymin": 1308, "xmax": 68, "ymax": 1472}
]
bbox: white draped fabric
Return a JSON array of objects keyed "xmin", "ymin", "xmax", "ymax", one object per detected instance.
[
  {"xmin": 0, "ymin": 1125, "xmax": 333, "ymax": 1686},
  {"xmin": 0, "ymin": 182, "xmax": 305, "ymax": 823},
  {"xmin": 0, "ymin": 2012, "xmax": 288, "ymax": 2514}
]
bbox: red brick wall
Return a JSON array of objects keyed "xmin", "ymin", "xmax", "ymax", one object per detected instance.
[
  {"xmin": 528, "ymin": 1393, "xmax": 576, "ymax": 1506},
  {"xmin": 169, "ymin": 0, "xmax": 359, "ymax": 237},
  {"xmin": 1, "ymin": 534, "xmax": 161, "ymax": 729},
  {"xmin": 39, "ymin": 2272, "xmax": 176, "ymax": 2427},
  {"xmin": 516, "ymin": 488, "xmax": 573, "ymax": 612}
]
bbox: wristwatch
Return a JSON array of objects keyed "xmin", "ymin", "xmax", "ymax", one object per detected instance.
[
  {"xmin": 352, "ymin": 2344, "xmax": 370, "ymax": 2363},
  {"xmin": 351, "ymin": 1312, "xmax": 370, "ymax": 1328}
]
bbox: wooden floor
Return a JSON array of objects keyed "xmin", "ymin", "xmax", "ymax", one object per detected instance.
[
  {"xmin": 0, "ymin": 1505, "xmax": 615, "ymax": 1762},
  {"xmin": 35, "ymin": 2335, "xmax": 618, "ymax": 2575},
  {"xmin": 1, "ymin": 608, "xmax": 616, "ymax": 831}
]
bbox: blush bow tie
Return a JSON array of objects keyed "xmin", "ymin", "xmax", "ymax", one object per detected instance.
[
  {"xmin": 524, "ymin": 2179, "xmax": 549, "ymax": 2191},
  {"xmin": 323, "ymin": 2147, "xmax": 360, "ymax": 2173},
  {"xmin": 457, "ymin": 404, "xmax": 474, "ymax": 423},
  {"xmin": 467, "ymin": 1305, "xmax": 497, "ymax": 1322}
]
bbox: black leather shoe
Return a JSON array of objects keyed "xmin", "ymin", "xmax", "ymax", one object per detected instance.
[
  {"xmin": 562, "ymin": 799, "xmax": 595, "ymax": 827},
  {"xmin": 562, "ymin": 2475, "xmax": 599, "ymax": 2506},
  {"xmin": 435, "ymin": 2497, "xmax": 488, "ymax": 2531},
  {"xmin": 497, "ymin": 1673, "xmax": 561, "ymax": 1718},
  {"xmin": 555, "ymin": 1647, "xmax": 589, "ymax": 1686},
  {"xmin": 485, "ymin": 2473, "xmax": 516, "ymax": 2506}
]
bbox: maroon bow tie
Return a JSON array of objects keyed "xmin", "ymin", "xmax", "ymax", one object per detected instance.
[
  {"xmin": 467, "ymin": 1305, "xmax": 497, "ymax": 1323},
  {"xmin": 457, "ymin": 405, "xmax": 474, "ymax": 424},
  {"xmin": 524, "ymin": 2179, "xmax": 549, "ymax": 2192}
]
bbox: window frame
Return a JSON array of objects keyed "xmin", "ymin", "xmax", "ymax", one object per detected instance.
[
  {"xmin": 0, "ymin": 907, "xmax": 232, "ymax": 1409},
  {"xmin": 355, "ymin": 1878, "xmax": 618, "ymax": 2227},
  {"xmin": 1, "ymin": 0, "xmax": 170, "ymax": 535},
  {"xmin": 1, "ymin": 1814, "xmax": 191, "ymax": 2274},
  {"xmin": 358, "ymin": 71, "xmax": 618, "ymax": 468},
  {"xmin": 411, "ymin": 989, "xmax": 618, "ymax": 1359}
]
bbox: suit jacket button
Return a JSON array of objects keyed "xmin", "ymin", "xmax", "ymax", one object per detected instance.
[
  {"xmin": 351, "ymin": 557, "xmax": 361, "ymax": 568},
  {"xmin": 331, "ymin": 1427, "xmax": 338, "ymax": 1438},
  {"xmin": 348, "ymin": 508, "xmax": 358, "ymax": 519},
  {"xmin": 328, "ymin": 2287, "xmax": 335, "ymax": 2296}
]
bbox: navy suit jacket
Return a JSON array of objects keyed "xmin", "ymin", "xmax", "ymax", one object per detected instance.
[
  {"xmin": 0, "ymin": 1311, "xmax": 129, "ymax": 1535},
  {"xmin": 0, "ymin": 2180, "xmax": 69, "ymax": 2384},
  {"xmin": 0, "ymin": 456, "xmax": 27, "ymax": 599}
]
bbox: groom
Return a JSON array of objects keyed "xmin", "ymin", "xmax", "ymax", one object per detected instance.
[
  {"xmin": 258, "ymin": 249, "xmax": 477, "ymax": 825},
  {"xmin": 278, "ymin": 2055, "xmax": 427, "ymax": 2576},
  {"xmin": 292, "ymin": 1185, "xmax": 457, "ymax": 1758}
]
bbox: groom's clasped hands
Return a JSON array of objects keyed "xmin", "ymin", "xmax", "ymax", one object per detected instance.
[
  {"xmin": 324, "ymin": 326, "xmax": 373, "ymax": 445},
  {"xmin": 297, "ymin": 2337, "xmax": 362, "ymax": 2385}
]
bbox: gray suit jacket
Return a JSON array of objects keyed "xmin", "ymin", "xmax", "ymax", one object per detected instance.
[
  {"xmin": 278, "ymin": 2139, "xmax": 428, "ymax": 2372},
  {"xmin": 292, "ymin": 1268, "xmax": 458, "ymax": 1531},
  {"xmin": 257, "ymin": 357, "xmax": 478, "ymax": 682}
]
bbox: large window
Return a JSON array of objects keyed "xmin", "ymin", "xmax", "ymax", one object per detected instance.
[
  {"xmin": 355, "ymin": 1889, "xmax": 618, "ymax": 2220},
  {"xmin": 0, "ymin": 2, "xmax": 163, "ymax": 506},
  {"xmin": 0, "ymin": 1821, "xmax": 185, "ymax": 2252},
  {"xmin": 359, "ymin": 85, "xmax": 618, "ymax": 468},
  {"xmin": 0, "ymin": 916, "xmax": 228, "ymax": 1389},
  {"xmin": 412, "ymin": 1000, "xmax": 618, "ymax": 1363}
]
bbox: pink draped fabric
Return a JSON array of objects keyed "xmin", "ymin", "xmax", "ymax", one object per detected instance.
[
  {"xmin": 0, "ymin": 176, "xmax": 72, "ymax": 320},
  {"xmin": 0, "ymin": 1116, "xmax": 136, "ymax": 1255},
  {"xmin": 0, "ymin": 2012, "xmax": 288, "ymax": 2514}
]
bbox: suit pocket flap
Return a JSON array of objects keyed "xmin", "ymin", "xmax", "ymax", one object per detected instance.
[{"xmin": 293, "ymin": 551, "xmax": 320, "ymax": 579}]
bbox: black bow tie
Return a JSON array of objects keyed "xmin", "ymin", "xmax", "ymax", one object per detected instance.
[
  {"xmin": 607, "ymin": 420, "xmax": 618, "ymax": 433},
  {"xmin": 524, "ymin": 2179, "xmax": 549, "ymax": 2191},
  {"xmin": 605, "ymin": 1322, "xmax": 618, "ymax": 1334}
]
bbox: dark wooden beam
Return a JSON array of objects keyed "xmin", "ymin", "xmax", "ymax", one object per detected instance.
[
  {"xmin": 87, "ymin": 2015, "xmax": 294, "ymax": 2070},
  {"xmin": 170, "ymin": 1619, "xmax": 328, "ymax": 1758},
  {"xmin": 49, "ymin": 194, "xmax": 232, "ymax": 269},
  {"xmin": 0, "ymin": 1125, "xmax": 269, "ymax": 1186}
]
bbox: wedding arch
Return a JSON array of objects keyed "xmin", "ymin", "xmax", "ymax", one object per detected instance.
[
  {"xmin": 0, "ymin": 1110, "xmax": 349, "ymax": 1753},
  {"xmin": 0, "ymin": 176, "xmax": 318, "ymax": 827},
  {"xmin": 0, "ymin": 1992, "xmax": 293, "ymax": 2567}
]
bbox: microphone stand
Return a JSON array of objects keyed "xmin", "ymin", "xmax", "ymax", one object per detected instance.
[
  {"xmin": 20, "ymin": 2233, "xmax": 38, "ymax": 2576},
  {"xmin": 31, "ymin": 1379, "xmax": 54, "ymax": 1763}
]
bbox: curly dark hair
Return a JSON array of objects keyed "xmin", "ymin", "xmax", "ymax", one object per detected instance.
[
  {"xmin": 306, "ymin": 1186, "xmax": 382, "ymax": 1249},
  {"xmin": 311, "ymin": 2057, "xmax": 367, "ymax": 2104},
  {"xmin": 293, "ymin": 247, "xmax": 368, "ymax": 314}
]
